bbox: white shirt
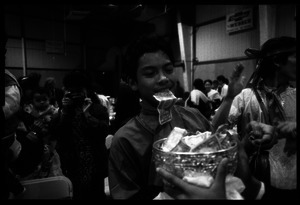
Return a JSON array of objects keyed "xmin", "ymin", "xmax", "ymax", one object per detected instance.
[
  {"xmin": 220, "ymin": 84, "xmax": 228, "ymax": 99},
  {"xmin": 207, "ymin": 89, "xmax": 222, "ymax": 101},
  {"xmin": 190, "ymin": 89, "xmax": 209, "ymax": 105}
]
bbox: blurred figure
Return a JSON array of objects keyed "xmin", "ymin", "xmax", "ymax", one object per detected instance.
[
  {"xmin": 204, "ymin": 79, "xmax": 222, "ymax": 111},
  {"xmin": 14, "ymin": 87, "xmax": 62, "ymax": 180},
  {"xmin": 18, "ymin": 72, "xmax": 42, "ymax": 113},
  {"xmin": 217, "ymin": 75, "xmax": 228, "ymax": 100},
  {"xmin": 51, "ymin": 70, "xmax": 109, "ymax": 199},
  {"xmin": 44, "ymin": 77, "xmax": 64, "ymax": 108},
  {"xmin": 212, "ymin": 79, "xmax": 219, "ymax": 91},
  {"xmin": 186, "ymin": 78, "xmax": 213, "ymax": 120}
]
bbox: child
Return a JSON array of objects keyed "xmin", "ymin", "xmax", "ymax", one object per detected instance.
[
  {"xmin": 14, "ymin": 87, "xmax": 62, "ymax": 180},
  {"xmin": 108, "ymin": 35, "xmax": 245, "ymax": 199}
]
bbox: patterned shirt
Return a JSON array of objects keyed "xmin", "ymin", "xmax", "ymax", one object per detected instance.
[{"xmin": 228, "ymin": 85, "xmax": 296, "ymax": 189}]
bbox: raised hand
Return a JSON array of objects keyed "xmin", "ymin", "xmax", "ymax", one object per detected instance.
[{"xmin": 226, "ymin": 63, "xmax": 245, "ymax": 100}]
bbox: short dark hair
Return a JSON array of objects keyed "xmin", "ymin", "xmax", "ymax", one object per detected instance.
[
  {"xmin": 193, "ymin": 78, "xmax": 204, "ymax": 90},
  {"xmin": 204, "ymin": 79, "xmax": 212, "ymax": 85},
  {"xmin": 217, "ymin": 75, "xmax": 226, "ymax": 83},
  {"xmin": 32, "ymin": 87, "xmax": 49, "ymax": 97},
  {"xmin": 123, "ymin": 35, "xmax": 174, "ymax": 82}
]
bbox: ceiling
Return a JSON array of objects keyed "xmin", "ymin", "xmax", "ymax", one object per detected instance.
[{"xmin": 4, "ymin": 4, "xmax": 170, "ymax": 29}]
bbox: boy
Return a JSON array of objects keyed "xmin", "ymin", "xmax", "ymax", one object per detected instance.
[{"xmin": 108, "ymin": 35, "xmax": 245, "ymax": 199}]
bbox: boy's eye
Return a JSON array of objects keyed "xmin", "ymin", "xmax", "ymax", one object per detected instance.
[
  {"xmin": 143, "ymin": 68, "xmax": 157, "ymax": 77},
  {"xmin": 164, "ymin": 65, "xmax": 174, "ymax": 74}
]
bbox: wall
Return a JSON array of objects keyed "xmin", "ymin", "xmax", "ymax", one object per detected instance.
[
  {"xmin": 5, "ymin": 8, "xmax": 83, "ymax": 89},
  {"xmin": 191, "ymin": 4, "xmax": 296, "ymax": 88},
  {"xmin": 276, "ymin": 5, "xmax": 296, "ymax": 38},
  {"xmin": 193, "ymin": 5, "xmax": 260, "ymax": 86}
]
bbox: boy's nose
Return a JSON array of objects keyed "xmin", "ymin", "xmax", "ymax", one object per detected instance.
[{"xmin": 158, "ymin": 74, "xmax": 168, "ymax": 85}]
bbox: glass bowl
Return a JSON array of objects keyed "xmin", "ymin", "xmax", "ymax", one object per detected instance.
[{"xmin": 152, "ymin": 137, "xmax": 238, "ymax": 179}]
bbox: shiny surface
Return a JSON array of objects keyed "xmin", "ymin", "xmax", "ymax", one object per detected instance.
[{"xmin": 153, "ymin": 137, "xmax": 237, "ymax": 178}]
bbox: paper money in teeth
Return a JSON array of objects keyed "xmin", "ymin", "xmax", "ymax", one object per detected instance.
[{"xmin": 153, "ymin": 90, "xmax": 176, "ymax": 101}]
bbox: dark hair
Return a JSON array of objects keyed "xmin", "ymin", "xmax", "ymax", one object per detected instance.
[
  {"xmin": 217, "ymin": 75, "xmax": 226, "ymax": 83},
  {"xmin": 245, "ymin": 36, "xmax": 296, "ymax": 86},
  {"xmin": 204, "ymin": 79, "xmax": 212, "ymax": 85},
  {"xmin": 32, "ymin": 87, "xmax": 49, "ymax": 97},
  {"xmin": 123, "ymin": 35, "xmax": 174, "ymax": 82},
  {"xmin": 193, "ymin": 78, "xmax": 205, "ymax": 91}
]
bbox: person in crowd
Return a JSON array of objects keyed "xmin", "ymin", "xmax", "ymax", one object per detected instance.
[
  {"xmin": 108, "ymin": 35, "xmax": 246, "ymax": 200},
  {"xmin": 204, "ymin": 79, "xmax": 222, "ymax": 111},
  {"xmin": 13, "ymin": 87, "xmax": 62, "ymax": 180},
  {"xmin": 227, "ymin": 36, "xmax": 297, "ymax": 199},
  {"xmin": 217, "ymin": 74, "xmax": 228, "ymax": 100},
  {"xmin": 44, "ymin": 77, "xmax": 64, "ymax": 109},
  {"xmin": 51, "ymin": 70, "xmax": 109, "ymax": 199},
  {"xmin": 185, "ymin": 78, "xmax": 213, "ymax": 120},
  {"xmin": 212, "ymin": 79, "xmax": 219, "ymax": 91},
  {"xmin": 17, "ymin": 72, "xmax": 42, "ymax": 113}
]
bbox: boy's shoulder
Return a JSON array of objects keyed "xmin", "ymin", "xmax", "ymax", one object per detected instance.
[
  {"xmin": 174, "ymin": 104, "xmax": 200, "ymax": 114},
  {"xmin": 114, "ymin": 116, "xmax": 142, "ymax": 139}
]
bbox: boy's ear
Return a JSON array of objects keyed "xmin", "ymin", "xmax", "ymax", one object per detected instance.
[{"xmin": 128, "ymin": 79, "xmax": 138, "ymax": 91}]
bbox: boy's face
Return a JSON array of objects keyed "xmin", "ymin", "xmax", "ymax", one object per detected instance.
[{"xmin": 134, "ymin": 50, "xmax": 177, "ymax": 106}]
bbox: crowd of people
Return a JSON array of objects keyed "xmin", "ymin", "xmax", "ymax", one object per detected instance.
[{"xmin": 1, "ymin": 33, "xmax": 297, "ymax": 200}]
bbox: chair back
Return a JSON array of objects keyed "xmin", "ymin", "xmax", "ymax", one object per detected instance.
[{"xmin": 19, "ymin": 176, "xmax": 73, "ymax": 199}]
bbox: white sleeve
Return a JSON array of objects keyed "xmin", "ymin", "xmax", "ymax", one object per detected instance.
[{"xmin": 3, "ymin": 85, "xmax": 21, "ymax": 119}]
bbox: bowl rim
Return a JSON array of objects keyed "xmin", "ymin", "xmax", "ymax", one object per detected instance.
[{"xmin": 152, "ymin": 137, "xmax": 237, "ymax": 155}]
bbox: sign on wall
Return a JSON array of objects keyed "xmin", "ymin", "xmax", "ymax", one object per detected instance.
[{"xmin": 226, "ymin": 8, "xmax": 253, "ymax": 34}]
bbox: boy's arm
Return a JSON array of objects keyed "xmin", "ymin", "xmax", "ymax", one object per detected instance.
[{"xmin": 211, "ymin": 63, "xmax": 244, "ymax": 131}]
